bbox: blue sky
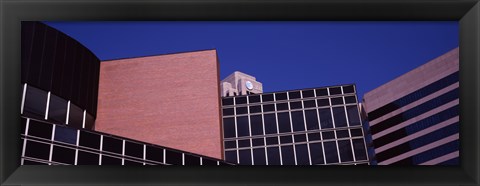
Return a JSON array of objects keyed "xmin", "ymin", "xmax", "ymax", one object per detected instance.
[{"xmin": 45, "ymin": 21, "xmax": 458, "ymax": 100}]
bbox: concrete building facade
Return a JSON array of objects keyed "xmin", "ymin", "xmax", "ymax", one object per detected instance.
[
  {"xmin": 362, "ymin": 47, "xmax": 459, "ymax": 165},
  {"xmin": 221, "ymin": 71, "xmax": 263, "ymax": 97}
]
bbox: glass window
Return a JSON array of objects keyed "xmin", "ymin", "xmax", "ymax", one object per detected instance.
[
  {"xmin": 48, "ymin": 94, "xmax": 67, "ymax": 124},
  {"xmin": 288, "ymin": 91, "xmax": 301, "ymax": 99},
  {"xmin": 124, "ymin": 160, "xmax": 143, "ymax": 165},
  {"xmin": 249, "ymin": 95, "xmax": 261, "ymax": 103},
  {"xmin": 202, "ymin": 158, "xmax": 218, "ymax": 165},
  {"xmin": 308, "ymin": 133, "xmax": 321, "ymax": 141},
  {"xmin": 146, "ymin": 146, "xmax": 164, "ymax": 163},
  {"xmin": 235, "ymin": 96, "xmax": 247, "ymax": 104},
  {"xmin": 239, "ymin": 149, "xmax": 252, "ymax": 165},
  {"xmin": 223, "ymin": 108, "xmax": 234, "ymax": 116},
  {"xmin": 290, "ymin": 101, "xmax": 302, "ymax": 109},
  {"xmin": 267, "ymin": 146, "xmax": 281, "ymax": 165},
  {"xmin": 322, "ymin": 131, "xmax": 335, "ymax": 140},
  {"xmin": 329, "ymin": 87, "xmax": 342, "ymax": 95},
  {"xmin": 184, "ymin": 155, "xmax": 201, "ymax": 165},
  {"xmin": 294, "ymin": 134, "xmax": 307, "ymax": 143},
  {"xmin": 347, "ymin": 105, "xmax": 361, "ymax": 126},
  {"xmin": 266, "ymin": 137, "xmax": 279, "ymax": 145},
  {"xmin": 344, "ymin": 96, "xmax": 357, "ymax": 104},
  {"xmin": 350, "ymin": 128, "xmax": 363, "ymax": 137},
  {"xmin": 52, "ymin": 146, "xmax": 76, "ymax": 164},
  {"xmin": 236, "ymin": 116, "xmax": 250, "ymax": 137},
  {"xmin": 280, "ymin": 135, "xmax": 293, "ymax": 144},
  {"xmin": 249, "ymin": 105, "xmax": 262, "ymax": 113},
  {"xmin": 319, "ymin": 108, "xmax": 333, "ymax": 129},
  {"xmin": 315, "ymin": 88, "xmax": 328, "ymax": 97},
  {"xmin": 291, "ymin": 111, "xmax": 305, "ymax": 132},
  {"xmin": 324, "ymin": 141, "xmax": 339, "ymax": 164},
  {"xmin": 54, "ymin": 125, "xmax": 77, "ymax": 144},
  {"xmin": 330, "ymin": 97, "xmax": 344, "ymax": 105},
  {"xmin": 352, "ymin": 139, "xmax": 368, "ymax": 161},
  {"xmin": 303, "ymin": 100, "xmax": 316, "ymax": 108},
  {"xmin": 165, "ymin": 150, "xmax": 183, "ymax": 165},
  {"xmin": 28, "ymin": 120, "xmax": 53, "ymax": 139},
  {"xmin": 252, "ymin": 138, "xmax": 265, "ymax": 146},
  {"xmin": 225, "ymin": 151, "xmax": 237, "ymax": 164},
  {"xmin": 295, "ymin": 144, "xmax": 310, "ymax": 165},
  {"xmin": 23, "ymin": 160, "xmax": 48, "ymax": 165},
  {"xmin": 238, "ymin": 139, "xmax": 251, "ymax": 148},
  {"xmin": 281, "ymin": 145, "xmax": 295, "ymax": 165},
  {"xmin": 222, "ymin": 97, "xmax": 233, "ymax": 106},
  {"xmin": 264, "ymin": 114, "xmax": 277, "ymax": 134},
  {"xmin": 263, "ymin": 104, "xmax": 275, "ymax": 112},
  {"xmin": 125, "ymin": 141, "xmax": 143, "ymax": 158},
  {"xmin": 262, "ymin": 94, "xmax": 274, "ymax": 102},
  {"xmin": 309, "ymin": 142, "xmax": 324, "ymax": 164},
  {"xmin": 332, "ymin": 107, "xmax": 347, "ymax": 128},
  {"xmin": 253, "ymin": 148, "xmax": 267, "ymax": 165},
  {"xmin": 277, "ymin": 112, "xmax": 291, "ymax": 133},
  {"xmin": 68, "ymin": 104, "xmax": 84, "ymax": 129},
  {"xmin": 236, "ymin": 107, "xmax": 248, "ymax": 115},
  {"xmin": 276, "ymin": 103, "xmax": 288, "ymax": 111},
  {"xmin": 250, "ymin": 115, "xmax": 263, "ymax": 136},
  {"xmin": 317, "ymin": 99, "xmax": 330, "ymax": 107},
  {"xmin": 21, "ymin": 118, "xmax": 27, "ymax": 135},
  {"xmin": 302, "ymin": 90, "xmax": 315, "ymax": 98},
  {"xmin": 225, "ymin": 141, "xmax": 236, "ymax": 149},
  {"xmin": 84, "ymin": 113, "xmax": 94, "ymax": 130},
  {"xmin": 336, "ymin": 130, "xmax": 350, "ymax": 138},
  {"xmin": 338, "ymin": 140, "xmax": 354, "ymax": 162},
  {"xmin": 275, "ymin": 92, "xmax": 287, "ymax": 100},
  {"xmin": 77, "ymin": 150, "xmax": 99, "ymax": 165},
  {"xmin": 25, "ymin": 140, "xmax": 50, "ymax": 160},
  {"xmin": 79, "ymin": 131, "xmax": 100, "ymax": 149},
  {"xmin": 223, "ymin": 118, "xmax": 236, "ymax": 138},
  {"xmin": 305, "ymin": 109, "xmax": 319, "ymax": 130},
  {"xmin": 101, "ymin": 155, "xmax": 122, "ymax": 165},
  {"xmin": 102, "ymin": 136, "xmax": 123, "ymax": 154},
  {"xmin": 343, "ymin": 85, "xmax": 355, "ymax": 94},
  {"xmin": 23, "ymin": 85, "xmax": 47, "ymax": 119}
]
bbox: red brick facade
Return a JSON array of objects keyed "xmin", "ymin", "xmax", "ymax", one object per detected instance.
[{"xmin": 95, "ymin": 50, "xmax": 223, "ymax": 159}]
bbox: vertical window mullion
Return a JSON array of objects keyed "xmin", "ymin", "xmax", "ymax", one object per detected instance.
[
  {"xmin": 274, "ymin": 93, "xmax": 283, "ymax": 165},
  {"xmin": 260, "ymin": 95, "xmax": 269, "ymax": 165},
  {"xmin": 66, "ymin": 101, "xmax": 70, "ymax": 125},
  {"xmin": 45, "ymin": 91, "xmax": 51, "ymax": 120},
  {"xmin": 99, "ymin": 135, "xmax": 103, "ymax": 165},
  {"xmin": 21, "ymin": 84, "xmax": 27, "ymax": 114}
]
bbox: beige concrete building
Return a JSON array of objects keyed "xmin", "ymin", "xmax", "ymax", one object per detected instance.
[{"xmin": 220, "ymin": 71, "xmax": 263, "ymax": 97}]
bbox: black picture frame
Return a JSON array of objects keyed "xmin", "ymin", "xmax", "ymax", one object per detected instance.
[{"xmin": 1, "ymin": 0, "xmax": 479, "ymax": 185}]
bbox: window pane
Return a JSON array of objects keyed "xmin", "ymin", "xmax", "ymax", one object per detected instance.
[
  {"xmin": 332, "ymin": 107, "xmax": 347, "ymax": 128},
  {"xmin": 84, "ymin": 113, "xmax": 95, "ymax": 130},
  {"xmin": 267, "ymin": 146, "xmax": 281, "ymax": 165},
  {"xmin": 291, "ymin": 111, "xmax": 305, "ymax": 132},
  {"xmin": 344, "ymin": 96, "xmax": 357, "ymax": 104},
  {"xmin": 266, "ymin": 137, "xmax": 278, "ymax": 145},
  {"xmin": 289, "ymin": 91, "xmax": 301, "ymax": 99},
  {"xmin": 253, "ymin": 148, "xmax": 266, "ymax": 165},
  {"xmin": 184, "ymin": 155, "xmax": 201, "ymax": 165},
  {"xmin": 79, "ymin": 131, "xmax": 100, "ymax": 149},
  {"xmin": 316, "ymin": 88, "xmax": 328, "ymax": 97},
  {"xmin": 48, "ymin": 94, "xmax": 67, "ymax": 124},
  {"xmin": 225, "ymin": 151, "xmax": 237, "ymax": 164},
  {"xmin": 350, "ymin": 128, "xmax": 363, "ymax": 137},
  {"xmin": 308, "ymin": 133, "xmax": 321, "ymax": 141},
  {"xmin": 222, "ymin": 97, "xmax": 233, "ymax": 106},
  {"xmin": 225, "ymin": 141, "xmax": 236, "ymax": 149},
  {"xmin": 101, "ymin": 155, "xmax": 122, "ymax": 165},
  {"xmin": 303, "ymin": 100, "xmax": 316, "ymax": 108},
  {"xmin": 352, "ymin": 139, "xmax": 368, "ymax": 161},
  {"xmin": 309, "ymin": 142, "xmax": 324, "ymax": 164},
  {"xmin": 23, "ymin": 86, "xmax": 47, "ymax": 119},
  {"xmin": 322, "ymin": 131, "xmax": 335, "ymax": 140},
  {"xmin": 165, "ymin": 150, "xmax": 183, "ymax": 165},
  {"xmin": 52, "ymin": 146, "xmax": 76, "ymax": 164},
  {"xmin": 146, "ymin": 146, "xmax": 164, "ymax": 163},
  {"xmin": 263, "ymin": 104, "xmax": 275, "ymax": 112},
  {"xmin": 338, "ymin": 140, "xmax": 354, "ymax": 162},
  {"xmin": 237, "ymin": 116, "xmax": 250, "ymax": 137},
  {"xmin": 235, "ymin": 96, "xmax": 247, "ymax": 104},
  {"xmin": 249, "ymin": 95, "xmax": 261, "ymax": 103},
  {"xmin": 324, "ymin": 141, "xmax": 339, "ymax": 164},
  {"xmin": 223, "ymin": 108, "xmax": 234, "ymax": 116},
  {"xmin": 305, "ymin": 110, "xmax": 319, "ymax": 130},
  {"xmin": 277, "ymin": 112, "xmax": 291, "ymax": 133},
  {"xmin": 347, "ymin": 105, "xmax": 361, "ymax": 126},
  {"xmin": 124, "ymin": 160, "xmax": 143, "ymax": 165},
  {"xmin": 290, "ymin": 101, "xmax": 302, "ymax": 109},
  {"xmin": 275, "ymin": 92, "xmax": 287, "ymax": 100},
  {"xmin": 223, "ymin": 118, "xmax": 236, "ymax": 138},
  {"xmin": 125, "ymin": 141, "xmax": 143, "ymax": 158},
  {"xmin": 28, "ymin": 120, "xmax": 52, "ymax": 139},
  {"xmin": 280, "ymin": 135, "xmax": 293, "ymax": 144},
  {"xmin": 276, "ymin": 103, "xmax": 288, "ymax": 111},
  {"xmin": 302, "ymin": 90, "xmax": 315, "ymax": 98},
  {"xmin": 202, "ymin": 158, "xmax": 217, "ymax": 165},
  {"xmin": 236, "ymin": 107, "xmax": 248, "ymax": 115},
  {"xmin": 343, "ymin": 85, "xmax": 355, "ymax": 94},
  {"xmin": 336, "ymin": 130, "xmax": 350, "ymax": 138},
  {"xmin": 252, "ymin": 138, "xmax": 265, "ymax": 146},
  {"xmin": 264, "ymin": 114, "xmax": 277, "ymax": 134},
  {"xmin": 319, "ymin": 108, "xmax": 333, "ymax": 129},
  {"xmin": 68, "ymin": 104, "xmax": 84, "ymax": 128},
  {"xmin": 331, "ymin": 97, "xmax": 344, "ymax": 105},
  {"xmin": 238, "ymin": 139, "xmax": 250, "ymax": 148},
  {"xmin": 25, "ymin": 140, "xmax": 50, "ymax": 160},
  {"xmin": 77, "ymin": 150, "xmax": 99, "ymax": 165},
  {"xmin": 294, "ymin": 134, "xmax": 307, "ymax": 143},
  {"xmin": 54, "ymin": 125, "xmax": 77, "ymax": 144},
  {"xmin": 250, "ymin": 115, "xmax": 263, "ymax": 136},
  {"xmin": 329, "ymin": 87, "xmax": 342, "ymax": 95},
  {"xmin": 317, "ymin": 99, "xmax": 330, "ymax": 107},
  {"xmin": 249, "ymin": 105, "xmax": 262, "ymax": 113},
  {"xmin": 295, "ymin": 144, "xmax": 310, "ymax": 165},
  {"xmin": 281, "ymin": 145, "xmax": 295, "ymax": 165},
  {"xmin": 102, "ymin": 136, "xmax": 123, "ymax": 154},
  {"xmin": 239, "ymin": 149, "xmax": 252, "ymax": 165},
  {"xmin": 262, "ymin": 94, "xmax": 274, "ymax": 102}
]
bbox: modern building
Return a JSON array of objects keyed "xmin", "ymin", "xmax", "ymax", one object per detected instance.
[
  {"xmin": 20, "ymin": 21, "xmax": 229, "ymax": 165},
  {"xmin": 221, "ymin": 84, "xmax": 370, "ymax": 165},
  {"xmin": 362, "ymin": 47, "xmax": 459, "ymax": 165},
  {"xmin": 220, "ymin": 71, "xmax": 263, "ymax": 97}
]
